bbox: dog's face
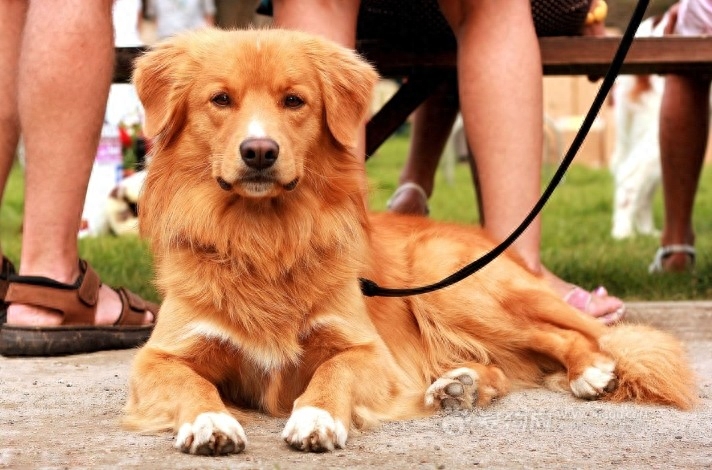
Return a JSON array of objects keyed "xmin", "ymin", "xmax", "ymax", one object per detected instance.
[{"xmin": 133, "ymin": 28, "xmax": 378, "ymax": 200}]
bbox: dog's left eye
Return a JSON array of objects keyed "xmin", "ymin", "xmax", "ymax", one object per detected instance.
[
  {"xmin": 211, "ymin": 92, "xmax": 231, "ymax": 107},
  {"xmin": 283, "ymin": 94, "xmax": 304, "ymax": 109}
]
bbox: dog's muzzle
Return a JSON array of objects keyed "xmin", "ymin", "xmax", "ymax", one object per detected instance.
[{"xmin": 215, "ymin": 137, "xmax": 298, "ymax": 193}]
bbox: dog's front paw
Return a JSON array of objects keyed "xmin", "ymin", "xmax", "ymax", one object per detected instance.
[
  {"xmin": 175, "ymin": 412, "xmax": 247, "ymax": 455},
  {"xmin": 282, "ymin": 406, "xmax": 347, "ymax": 452},
  {"xmin": 570, "ymin": 360, "xmax": 618, "ymax": 400}
]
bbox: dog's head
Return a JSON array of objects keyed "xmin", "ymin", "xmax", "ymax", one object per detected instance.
[{"xmin": 134, "ymin": 28, "xmax": 378, "ymax": 202}]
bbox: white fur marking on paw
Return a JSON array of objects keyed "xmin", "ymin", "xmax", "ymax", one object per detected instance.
[
  {"xmin": 247, "ymin": 119, "xmax": 266, "ymax": 138},
  {"xmin": 281, "ymin": 406, "xmax": 347, "ymax": 451},
  {"xmin": 425, "ymin": 378, "xmax": 456, "ymax": 407},
  {"xmin": 175, "ymin": 411, "xmax": 246, "ymax": 455},
  {"xmin": 570, "ymin": 361, "xmax": 616, "ymax": 399}
]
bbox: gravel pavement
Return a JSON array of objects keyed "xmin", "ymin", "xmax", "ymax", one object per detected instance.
[{"xmin": 1, "ymin": 301, "xmax": 710, "ymax": 469}]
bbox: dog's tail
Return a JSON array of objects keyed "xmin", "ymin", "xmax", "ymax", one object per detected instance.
[{"xmin": 598, "ymin": 324, "xmax": 697, "ymax": 410}]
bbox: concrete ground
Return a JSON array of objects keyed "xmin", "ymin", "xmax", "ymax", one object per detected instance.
[{"xmin": 1, "ymin": 301, "xmax": 710, "ymax": 469}]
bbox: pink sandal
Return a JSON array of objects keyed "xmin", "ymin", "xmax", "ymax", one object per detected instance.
[{"xmin": 564, "ymin": 286, "xmax": 626, "ymax": 325}]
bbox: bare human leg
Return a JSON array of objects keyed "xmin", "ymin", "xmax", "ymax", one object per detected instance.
[
  {"xmin": 0, "ymin": 0, "xmax": 26, "ymax": 213},
  {"xmin": 5, "ymin": 0, "xmax": 153, "ymax": 327},
  {"xmin": 388, "ymin": 75, "xmax": 459, "ymax": 216},
  {"xmin": 657, "ymin": 74, "xmax": 710, "ymax": 271},
  {"xmin": 437, "ymin": 0, "xmax": 624, "ymax": 321}
]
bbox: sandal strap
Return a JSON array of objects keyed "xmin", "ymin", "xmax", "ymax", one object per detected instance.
[
  {"xmin": 656, "ymin": 244, "xmax": 696, "ymax": 259},
  {"xmin": 114, "ymin": 287, "xmax": 159, "ymax": 326},
  {"xmin": 649, "ymin": 244, "xmax": 696, "ymax": 273},
  {"xmin": 387, "ymin": 182, "xmax": 430, "ymax": 215},
  {"xmin": 0, "ymin": 256, "xmax": 17, "ymax": 302},
  {"xmin": 5, "ymin": 260, "xmax": 101, "ymax": 326}
]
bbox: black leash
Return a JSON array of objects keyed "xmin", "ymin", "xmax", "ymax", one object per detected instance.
[{"xmin": 360, "ymin": 0, "xmax": 650, "ymax": 298}]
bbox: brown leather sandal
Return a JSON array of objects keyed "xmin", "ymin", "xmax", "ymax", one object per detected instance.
[{"xmin": 0, "ymin": 259, "xmax": 159, "ymax": 357}]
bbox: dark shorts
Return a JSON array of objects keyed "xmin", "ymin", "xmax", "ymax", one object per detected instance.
[{"xmin": 258, "ymin": 0, "xmax": 592, "ymax": 52}]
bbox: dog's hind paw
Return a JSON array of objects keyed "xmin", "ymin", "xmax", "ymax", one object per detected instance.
[
  {"xmin": 426, "ymin": 366, "xmax": 509, "ymax": 410},
  {"xmin": 425, "ymin": 367, "xmax": 482, "ymax": 411},
  {"xmin": 569, "ymin": 360, "xmax": 618, "ymax": 400},
  {"xmin": 282, "ymin": 406, "xmax": 347, "ymax": 452},
  {"xmin": 175, "ymin": 412, "xmax": 246, "ymax": 455}
]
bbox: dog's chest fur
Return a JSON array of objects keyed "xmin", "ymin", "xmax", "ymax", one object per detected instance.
[{"xmin": 160, "ymin": 198, "xmax": 370, "ymax": 368}]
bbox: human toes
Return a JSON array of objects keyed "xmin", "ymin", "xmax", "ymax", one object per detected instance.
[{"xmin": 564, "ymin": 286, "xmax": 625, "ymax": 324}]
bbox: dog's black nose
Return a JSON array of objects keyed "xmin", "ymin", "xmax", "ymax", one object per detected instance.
[{"xmin": 240, "ymin": 138, "xmax": 279, "ymax": 170}]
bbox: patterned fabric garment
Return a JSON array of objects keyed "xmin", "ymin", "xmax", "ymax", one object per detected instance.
[
  {"xmin": 531, "ymin": 0, "xmax": 592, "ymax": 36},
  {"xmin": 258, "ymin": 0, "xmax": 593, "ymax": 49},
  {"xmin": 356, "ymin": 0, "xmax": 592, "ymax": 50}
]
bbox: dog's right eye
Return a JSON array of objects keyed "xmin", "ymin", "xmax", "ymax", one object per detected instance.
[
  {"xmin": 283, "ymin": 94, "xmax": 305, "ymax": 109},
  {"xmin": 211, "ymin": 92, "xmax": 231, "ymax": 107}
]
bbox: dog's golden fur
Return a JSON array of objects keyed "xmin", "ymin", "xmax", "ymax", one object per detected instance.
[{"xmin": 124, "ymin": 28, "xmax": 697, "ymax": 455}]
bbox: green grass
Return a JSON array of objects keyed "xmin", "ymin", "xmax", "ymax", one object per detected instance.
[{"xmin": 3, "ymin": 132, "xmax": 711, "ymax": 303}]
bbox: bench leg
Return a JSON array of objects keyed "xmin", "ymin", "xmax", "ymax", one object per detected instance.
[{"xmin": 365, "ymin": 70, "xmax": 451, "ymax": 159}]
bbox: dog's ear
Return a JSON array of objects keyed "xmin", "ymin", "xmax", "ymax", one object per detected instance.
[
  {"xmin": 133, "ymin": 38, "xmax": 191, "ymax": 142},
  {"xmin": 308, "ymin": 40, "xmax": 379, "ymax": 150}
]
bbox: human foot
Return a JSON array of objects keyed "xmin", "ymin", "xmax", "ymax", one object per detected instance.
[
  {"xmin": 648, "ymin": 245, "xmax": 696, "ymax": 273},
  {"xmin": 1, "ymin": 260, "xmax": 158, "ymax": 356},
  {"xmin": 541, "ymin": 267, "xmax": 625, "ymax": 325},
  {"xmin": 386, "ymin": 182, "xmax": 430, "ymax": 216},
  {"xmin": 564, "ymin": 286, "xmax": 625, "ymax": 325}
]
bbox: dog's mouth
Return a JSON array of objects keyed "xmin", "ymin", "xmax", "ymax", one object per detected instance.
[{"xmin": 216, "ymin": 173, "xmax": 299, "ymax": 196}]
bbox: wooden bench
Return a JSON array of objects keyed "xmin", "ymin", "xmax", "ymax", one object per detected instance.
[{"xmin": 113, "ymin": 35, "xmax": 712, "ymax": 156}]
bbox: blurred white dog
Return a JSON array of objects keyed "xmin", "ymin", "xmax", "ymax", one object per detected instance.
[
  {"xmin": 105, "ymin": 170, "xmax": 145, "ymax": 236},
  {"xmin": 609, "ymin": 16, "xmax": 666, "ymax": 239}
]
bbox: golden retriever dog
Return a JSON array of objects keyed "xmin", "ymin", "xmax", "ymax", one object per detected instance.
[{"xmin": 124, "ymin": 28, "xmax": 697, "ymax": 456}]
